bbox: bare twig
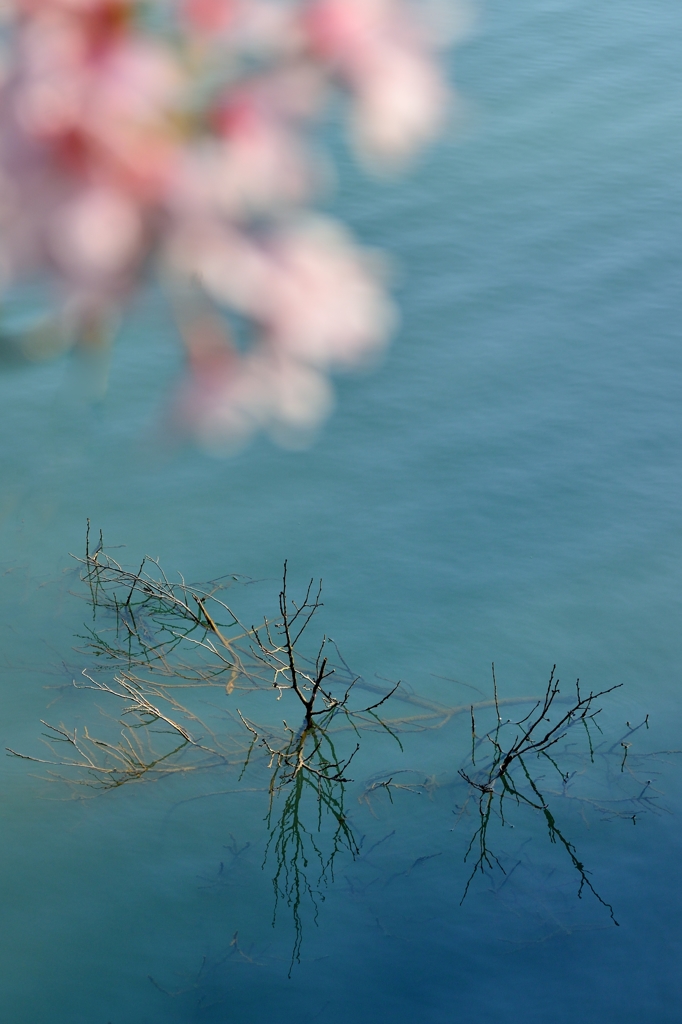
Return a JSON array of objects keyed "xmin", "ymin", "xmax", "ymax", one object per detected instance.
[{"xmin": 455, "ymin": 667, "xmax": 628, "ymax": 921}]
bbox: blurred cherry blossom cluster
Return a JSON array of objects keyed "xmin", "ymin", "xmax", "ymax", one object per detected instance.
[{"xmin": 0, "ymin": 0, "xmax": 458, "ymax": 446}]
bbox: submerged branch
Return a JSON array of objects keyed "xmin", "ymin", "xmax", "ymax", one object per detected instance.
[
  {"xmin": 9, "ymin": 529, "xmax": 667, "ymax": 969},
  {"xmin": 454, "ymin": 665, "xmax": 654, "ymax": 921}
]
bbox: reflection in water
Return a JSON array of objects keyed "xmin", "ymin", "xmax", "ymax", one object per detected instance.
[
  {"xmin": 236, "ymin": 564, "xmax": 400, "ymax": 967},
  {"xmin": 8, "ymin": 529, "xmax": 673, "ymax": 976},
  {"xmin": 10, "ymin": 527, "xmax": 403, "ymax": 965},
  {"xmin": 456, "ymin": 665, "xmax": 625, "ymax": 917}
]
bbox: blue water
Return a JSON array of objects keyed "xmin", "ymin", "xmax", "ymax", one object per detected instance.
[{"xmin": 1, "ymin": 0, "xmax": 681, "ymax": 1020}]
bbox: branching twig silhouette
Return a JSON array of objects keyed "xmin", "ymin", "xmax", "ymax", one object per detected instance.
[
  {"xmin": 11, "ymin": 529, "xmax": 670, "ymax": 969},
  {"xmin": 8, "ymin": 530, "xmax": 401, "ymax": 968},
  {"xmin": 234, "ymin": 563, "xmax": 401, "ymax": 970},
  {"xmin": 456, "ymin": 664, "xmax": 628, "ymax": 919}
]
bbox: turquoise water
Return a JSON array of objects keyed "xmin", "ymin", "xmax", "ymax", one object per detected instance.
[{"xmin": 1, "ymin": 0, "xmax": 682, "ymax": 1020}]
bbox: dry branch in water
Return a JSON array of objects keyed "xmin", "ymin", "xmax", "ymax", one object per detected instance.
[
  {"xmin": 234, "ymin": 560, "xmax": 402, "ymax": 969},
  {"xmin": 8, "ymin": 527, "xmax": 403, "ymax": 966},
  {"xmin": 7, "ymin": 528, "xmax": 664, "ymax": 964},
  {"xmin": 453, "ymin": 664, "xmax": 658, "ymax": 919}
]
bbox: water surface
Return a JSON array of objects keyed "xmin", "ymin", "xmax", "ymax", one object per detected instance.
[{"xmin": 1, "ymin": 1, "xmax": 681, "ymax": 1021}]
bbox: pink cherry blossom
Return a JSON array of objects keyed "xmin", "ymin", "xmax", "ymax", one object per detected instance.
[{"xmin": 0, "ymin": 0, "xmax": 453, "ymax": 447}]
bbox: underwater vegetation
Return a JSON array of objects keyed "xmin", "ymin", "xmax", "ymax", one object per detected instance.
[{"xmin": 8, "ymin": 523, "xmax": 672, "ymax": 975}]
